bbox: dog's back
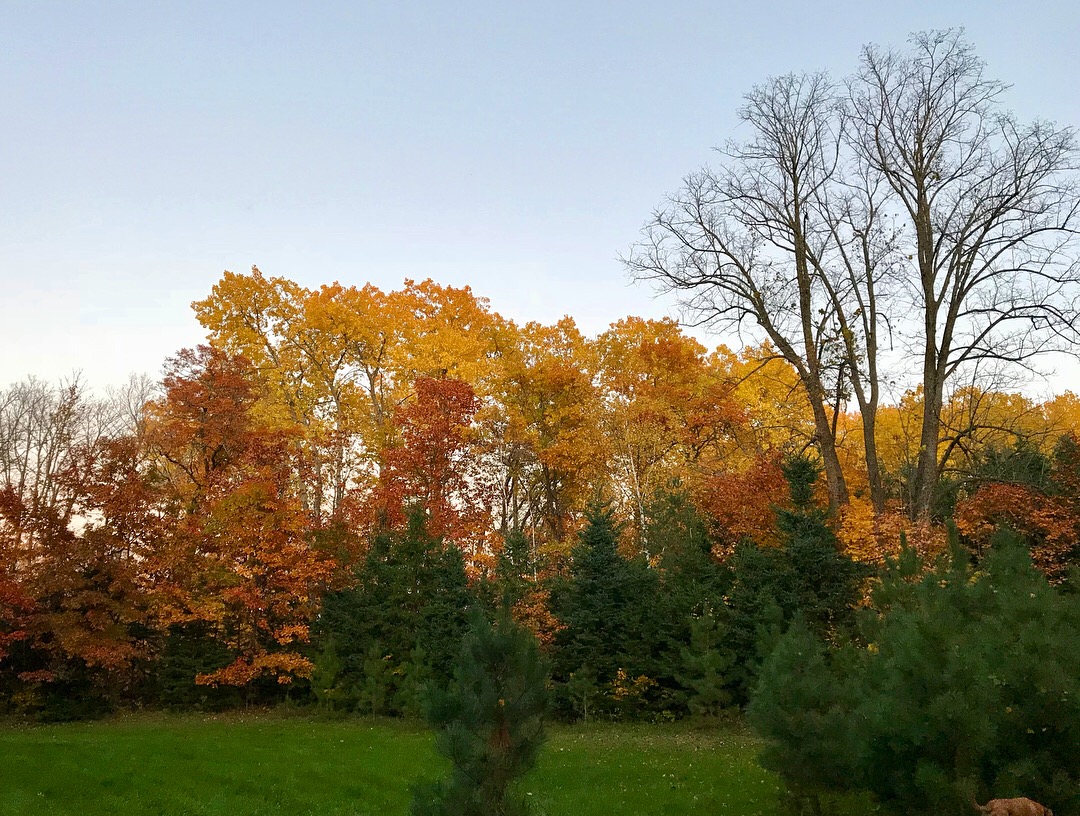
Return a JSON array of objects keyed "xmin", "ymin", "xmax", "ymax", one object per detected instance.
[{"xmin": 976, "ymin": 797, "xmax": 1052, "ymax": 816}]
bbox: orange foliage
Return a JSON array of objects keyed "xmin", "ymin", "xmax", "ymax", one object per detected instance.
[
  {"xmin": 837, "ymin": 497, "xmax": 946, "ymax": 566},
  {"xmin": 374, "ymin": 377, "xmax": 494, "ymax": 574},
  {"xmin": 956, "ymin": 482, "xmax": 1079, "ymax": 579},
  {"xmin": 510, "ymin": 585, "xmax": 564, "ymax": 651},
  {"xmin": 149, "ymin": 347, "xmax": 335, "ymax": 685},
  {"xmin": 695, "ymin": 455, "xmax": 788, "ymax": 553}
]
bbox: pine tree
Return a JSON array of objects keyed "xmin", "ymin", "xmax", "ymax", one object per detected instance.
[
  {"xmin": 646, "ymin": 485, "xmax": 732, "ymax": 714},
  {"xmin": 725, "ymin": 454, "xmax": 864, "ymax": 702},
  {"xmin": 310, "ymin": 638, "xmax": 346, "ymax": 714},
  {"xmin": 358, "ymin": 642, "xmax": 392, "ymax": 718},
  {"xmin": 411, "ymin": 607, "xmax": 549, "ymax": 816},
  {"xmin": 395, "ymin": 645, "xmax": 434, "ymax": 720},
  {"xmin": 314, "ymin": 507, "xmax": 475, "ymax": 712},
  {"xmin": 751, "ymin": 530, "xmax": 1080, "ymax": 816}
]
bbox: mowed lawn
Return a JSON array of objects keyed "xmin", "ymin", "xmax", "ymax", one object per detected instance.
[{"xmin": 0, "ymin": 714, "xmax": 787, "ymax": 815}]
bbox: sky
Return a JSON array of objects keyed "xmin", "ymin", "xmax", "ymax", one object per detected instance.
[{"xmin": 2, "ymin": 1, "xmax": 1079, "ymax": 395}]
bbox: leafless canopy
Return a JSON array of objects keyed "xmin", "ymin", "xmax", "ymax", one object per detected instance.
[{"xmin": 625, "ymin": 29, "xmax": 1080, "ymax": 517}]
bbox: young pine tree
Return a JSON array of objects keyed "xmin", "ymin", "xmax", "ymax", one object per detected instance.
[
  {"xmin": 677, "ymin": 612, "xmax": 736, "ymax": 719},
  {"xmin": 411, "ymin": 607, "xmax": 549, "ymax": 816},
  {"xmin": 751, "ymin": 530, "xmax": 1080, "ymax": 816}
]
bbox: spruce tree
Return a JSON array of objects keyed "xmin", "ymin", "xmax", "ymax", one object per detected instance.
[
  {"xmin": 646, "ymin": 485, "xmax": 731, "ymax": 714},
  {"xmin": 725, "ymin": 454, "xmax": 864, "ymax": 701},
  {"xmin": 315, "ymin": 507, "xmax": 474, "ymax": 712},
  {"xmin": 549, "ymin": 502, "xmax": 659, "ymax": 711},
  {"xmin": 411, "ymin": 607, "xmax": 549, "ymax": 816},
  {"xmin": 677, "ymin": 612, "xmax": 736, "ymax": 718}
]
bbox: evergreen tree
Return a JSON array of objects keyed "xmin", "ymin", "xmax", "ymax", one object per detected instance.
[
  {"xmin": 725, "ymin": 454, "xmax": 864, "ymax": 702},
  {"xmin": 395, "ymin": 645, "xmax": 434, "ymax": 720},
  {"xmin": 564, "ymin": 662, "xmax": 600, "ymax": 722},
  {"xmin": 646, "ymin": 485, "xmax": 732, "ymax": 714},
  {"xmin": 751, "ymin": 531, "xmax": 1080, "ymax": 816},
  {"xmin": 494, "ymin": 528, "xmax": 533, "ymax": 607},
  {"xmin": 358, "ymin": 641, "xmax": 392, "ymax": 717},
  {"xmin": 411, "ymin": 607, "xmax": 549, "ymax": 816},
  {"xmin": 310, "ymin": 637, "xmax": 346, "ymax": 714},
  {"xmin": 549, "ymin": 502, "xmax": 660, "ymax": 713},
  {"xmin": 156, "ymin": 621, "xmax": 241, "ymax": 711},
  {"xmin": 315, "ymin": 507, "xmax": 474, "ymax": 713},
  {"xmin": 676, "ymin": 612, "xmax": 736, "ymax": 718}
]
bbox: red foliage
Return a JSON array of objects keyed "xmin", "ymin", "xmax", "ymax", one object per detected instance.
[
  {"xmin": 148, "ymin": 347, "xmax": 334, "ymax": 685},
  {"xmin": 0, "ymin": 488, "xmax": 33, "ymax": 661},
  {"xmin": 956, "ymin": 481, "xmax": 1079, "ymax": 580},
  {"xmin": 374, "ymin": 377, "xmax": 493, "ymax": 571},
  {"xmin": 694, "ymin": 455, "xmax": 789, "ymax": 554}
]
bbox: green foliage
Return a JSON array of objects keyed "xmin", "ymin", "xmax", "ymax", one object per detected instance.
[
  {"xmin": 564, "ymin": 663, "xmax": 601, "ymax": 722},
  {"xmin": 156, "ymin": 622, "xmax": 241, "ymax": 712},
  {"xmin": 677, "ymin": 612, "xmax": 736, "ymax": 718},
  {"xmin": 973, "ymin": 440, "xmax": 1053, "ymax": 492},
  {"xmin": 749, "ymin": 616, "xmax": 859, "ymax": 813},
  {"xmin": 315, "ymin": 508, "xmax": 475, "ymax": 714},
  {"xmin": 411, "ymin": 607, "xmax": 549, "ymax": 816},
  {"xmin": 725, "ymin": 455, "xmax": 865, "ymax": 703},
  {"xmin": 751, "ymin": 531, "xmax": 1080, "ymax": 816},
  {"xmin": 310, "ymin": 638, "xmax": 347, "ymax": 714},
  {"xmin": 358, "ymin": 642, "xmax": 393, "ymax": 718},
  {"xmin": 550, "ymin": 502, "xmax": 660, "ymax": 712},
  {"xmin": 394, "ymin": 645, "xmax": 434, "ymax": 720},
  {"xmin": 494, "ymin": 528, "xmax": 534, "ymax": 607}
]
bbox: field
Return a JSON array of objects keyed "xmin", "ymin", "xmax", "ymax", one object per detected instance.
[
  {"xmin": 0, "ymin": 713, "xmax": 882, "ymax": 815},
  {"xmin": 0, "ymin": 713, "xmax": 804, "ymax": 815}
]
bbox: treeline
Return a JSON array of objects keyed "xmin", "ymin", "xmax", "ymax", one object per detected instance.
[{"xmin": 2, "ymin": 270, "xmax": 1080, "ymax": 723}]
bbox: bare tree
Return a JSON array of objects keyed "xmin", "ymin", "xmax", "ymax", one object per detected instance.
[
  {"xmin": 850, "ymin": 29, "xmax": 1080, "ymax": 518},
  {"xmin": 628, "ymin": 30, "xmax": 1080, "ymax": 519},
  {"xmin": 625, "ymin": 72, "xmax": 894, "ymax": 513}
]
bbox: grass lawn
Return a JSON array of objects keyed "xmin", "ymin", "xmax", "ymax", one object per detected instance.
[{"xmin": 0, "ymin": 713, "xmax": 857, "ymax": 815}]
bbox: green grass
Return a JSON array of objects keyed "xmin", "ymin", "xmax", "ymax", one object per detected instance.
[{"xmin": 0, "ymin": 713, "xmax": 852, "ymax": 815}]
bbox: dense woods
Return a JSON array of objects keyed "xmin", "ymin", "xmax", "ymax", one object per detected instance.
[
  {"xmin": 5, "ymin": 28, "xmax": 1080, "ymax": 816},
  {"xmin": 2, "ymin": 266, "xmax": 1079, "ymax": 722}
]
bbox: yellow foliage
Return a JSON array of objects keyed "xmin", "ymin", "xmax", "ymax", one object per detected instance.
[{"xmin": 837, "ymin": 497, "xmax": 878, "ymax": 563}]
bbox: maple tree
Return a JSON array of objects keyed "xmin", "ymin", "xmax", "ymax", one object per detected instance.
[
  {"xmin": 5, "ymin": 266, "xmax": 1080, "ymax": 726},
  {"xmin": 146, "ymin": 346, "xmax": 333, "ymax": 686},
  {"xmin": 0, "ymin": 489, "xmax": 34, "ymax": 664},
  {"xmin": 596, "ymin": 317, "xmax": 744, "ymax": 550}
]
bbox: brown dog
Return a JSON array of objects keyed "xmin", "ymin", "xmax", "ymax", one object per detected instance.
[{"xmin": 974, "ymin": 797, "xmax": 1053, "ymax": 816}]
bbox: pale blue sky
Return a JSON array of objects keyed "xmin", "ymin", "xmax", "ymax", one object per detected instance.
[{"xmin": 2, "ymin": 1, "xmax": 1079, "ymax": 392}]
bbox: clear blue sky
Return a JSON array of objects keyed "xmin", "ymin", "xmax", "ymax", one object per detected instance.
[{"xmin": 2, "ymin": 1, "xmax": 1078, "ymax": 392}]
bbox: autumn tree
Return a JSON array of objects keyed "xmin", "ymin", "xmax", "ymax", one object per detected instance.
[
  {"xmin": 0, "ymin": 489, "xmax": 34, "ymax": 666},
  {"xmin": 492, "ymin": 319, "xmax": 608, "ymax": 543},
  {"xmin": 595, "ymin": 318, "xmax": 744, "ymax": 551},
  {"xmin": 146, "ymin": 346, "xmax": 332, "ymax": 688},
  {"xmin": 375, "ymin": 377, "xmax": 492, "ymax": 570},
  {"xmin": 194, "ymin": 270, "xmax": 507, "ymax": 525}
]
